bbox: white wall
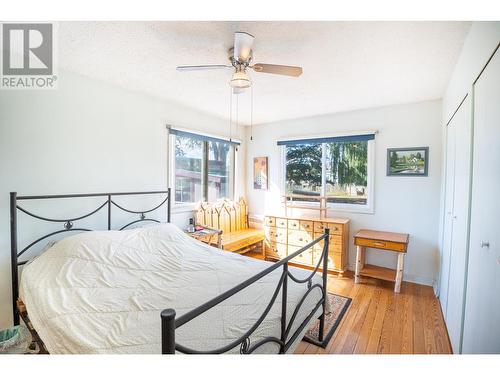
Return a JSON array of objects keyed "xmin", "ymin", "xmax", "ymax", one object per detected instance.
[
  {"xmin": 246, "ymin": 100, "xmax": 443, "ymax": 286},
  {"xmin": 0, "ymin": 69, "xmax": 245, "ymax": 329}
]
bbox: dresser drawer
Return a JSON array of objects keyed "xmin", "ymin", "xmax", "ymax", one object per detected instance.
[
  {"xmin": 265, "ymin": 226, "xmax": 277, "ymax": 240},
  {"xmin": 267, "ymin": 242, "xmax": 287, "ymax": 258},
  {"xmin": 265, "ymin": 227, "xmax": 287, "ymax": 244},
  {"xmin": 299, "ymin": 220, "xmax": 314, "ymax": 231},
  {"xmin": 276, "ymin": 217, "xmax": 288, "ymax": 229},
  {"xmin": 288, "ymin": 245, "xmax": 313, "ymax": 266},
  {"xmin": 287, "ymin": 219, "xmax": 300, "ymax": 230},
  {"xmin": 313, "ymin": 234, "xmax": 343, "ymax": 253},
  {"xmin": 264, "ymin": 216, "xmax": 276, "ymax": 227},
  {"xmin": 275, "ymin": 228, "xmax": 287, "ymax": 244},
  {"xmin": 288, "ymin": 230, "xmax": 314, "ymax": 247},
  {"xmin": 355, "ymin": 237, "xmax": 406, "ymax": 252},
  {"xmin": 313, "ymin": 250, "xmax": 345, "ymax": 271},
  {"xmin": 313, "ymin": 221, "xmax": 343, "ymax": 235}
]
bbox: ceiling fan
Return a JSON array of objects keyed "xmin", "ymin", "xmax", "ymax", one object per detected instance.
[{"xmin": 176, "ymin": 31, "xmax": 303, "ymax": 93}]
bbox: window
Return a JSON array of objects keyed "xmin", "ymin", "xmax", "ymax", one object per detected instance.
[
  {"xmin": 207, "ymin": 140, "xmax": 232, "ymax": 201},
  {"xmin": 281, "ymin": 134, "xmax": 374, "ymax": 211},
  {"xmin": 285, "ymin": 144, "xmax": 322, "ymax": 196},
  {"xmin": 170, "ymin": 129, "xmax": 236, "ymax": 204},
  {"xmin": 324, "ymin": 141, "xmax": 368, "ymax": 205},
  {"xmin": 174, "ymin": 135, "xmax": 204, "ymax": 203}
]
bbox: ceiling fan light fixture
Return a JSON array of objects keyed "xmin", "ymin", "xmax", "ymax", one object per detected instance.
[{"xmin": 230, "ymin": 70, "xmax": 251, "ymax": 89}]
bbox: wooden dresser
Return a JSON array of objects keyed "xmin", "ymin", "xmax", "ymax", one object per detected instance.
[{"xmin": 263, "ymin": 215, "xmax": 350, "ymax": 273}]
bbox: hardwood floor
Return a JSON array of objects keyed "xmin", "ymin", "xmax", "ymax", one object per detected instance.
[{"xmin": 294, "ymin": 272, "xmax": 452, "ymax": 354}]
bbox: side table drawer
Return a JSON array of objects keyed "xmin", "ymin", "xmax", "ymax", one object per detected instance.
[{"xmin": 355, "ymin": 237, "xmax": 406, "ymax": 252}]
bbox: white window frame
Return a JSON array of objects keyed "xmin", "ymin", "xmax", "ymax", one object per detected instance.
[
  {"xmin": 168, "ymin": 129, "xmax": 238, "ymax": 212},
  {"xmin": 280, "ymin": 133, "xmax": 375, "ymax": 214}
]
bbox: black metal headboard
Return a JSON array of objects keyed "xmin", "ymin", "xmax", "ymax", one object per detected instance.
[{"xmin": 9, "ymin": 189, "xmax": 171, "ymax": 325}]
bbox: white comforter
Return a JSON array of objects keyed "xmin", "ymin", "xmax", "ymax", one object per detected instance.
[{"xmin": 19, "ymin": 224, "xmax": 324, "ymax": 354}]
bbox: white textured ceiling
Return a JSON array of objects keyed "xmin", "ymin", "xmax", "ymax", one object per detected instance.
[{"xmin": 58, "ymin": 21, "xmax": 471, "ymax": 124}]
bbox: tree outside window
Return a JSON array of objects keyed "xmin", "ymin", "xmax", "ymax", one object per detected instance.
[{"xmin": 285, "ymin": 141, "xmax": 369, "ymax": 205}]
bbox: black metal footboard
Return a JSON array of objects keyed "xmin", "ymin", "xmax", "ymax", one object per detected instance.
[{"xmin": 161, "ymin": 227, "xmax": 331, "ymax": 354}]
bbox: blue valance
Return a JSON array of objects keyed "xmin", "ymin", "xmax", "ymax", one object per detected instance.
[
  {"xmin": 169, "ymin": 128, "xmax": 241, "ymax": 146},
  {"xmin": 277, "ymin": 133, "xmax": 375, "ymax": 146}
]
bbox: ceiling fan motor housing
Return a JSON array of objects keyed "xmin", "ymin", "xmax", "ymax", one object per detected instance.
[{"xmin": 228, "ymin": 47, "xmax": 253, "ymax": 67}]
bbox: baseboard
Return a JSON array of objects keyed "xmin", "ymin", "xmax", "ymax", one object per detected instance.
[{"xmin": 433, "ymin": 280, "xmax": 440, "ymax": 297}]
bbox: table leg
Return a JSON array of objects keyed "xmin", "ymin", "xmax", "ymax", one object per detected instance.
[
  {"xmin": 217, "ymin": 233, "xmax": 222, "ymax": 249},
  {"xmin": 395, "ymin": 252, "xmax": 405, "ymax": 293},
  {"xmin": 355, "ymin": 245, "xmax": 365, "ymax": 283}
]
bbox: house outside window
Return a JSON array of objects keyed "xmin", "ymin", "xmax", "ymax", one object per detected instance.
[{"xmin": 170, "ymin": 129, "xmax": 237, "ymax": 205}]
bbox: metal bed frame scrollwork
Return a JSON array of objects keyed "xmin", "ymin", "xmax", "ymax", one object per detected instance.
[{"xmin": 10, "ymin": 189, "xmax": 333, "ymax": 354}]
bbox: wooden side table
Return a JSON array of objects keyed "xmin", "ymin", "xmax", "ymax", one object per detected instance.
[
  {"xmin": 353, "ymin": 229, "xmax": 409, "ymax": 293},
  {"xmin": 186, "ymin": 226, "xmax": 223, "ymax": 249}
]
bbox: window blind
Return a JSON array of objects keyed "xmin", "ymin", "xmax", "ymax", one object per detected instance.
[
  {"xmin": 276, "ymin": 133, "xmax": 375, "ymax": 146},
  {"xmin": 169, "ymin": 127, "xmax": 241, "ymax": 146}
]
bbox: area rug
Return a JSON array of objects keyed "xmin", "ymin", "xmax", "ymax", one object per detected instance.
[{"xmin": 303, "ymin": 292, "xmax": 352, "ymax": 348}]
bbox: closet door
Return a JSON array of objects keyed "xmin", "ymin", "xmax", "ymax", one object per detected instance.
[
  {"xmin": 439, "ymin": 116, "xmax": 456, "ymax": 318},
  {"xmin": 445, "ymin": 95, "xmax": 471, "ymax": 353},
  {"xmin": 462, "ymin": 48, "xmax": 500, "ymax": 354}
]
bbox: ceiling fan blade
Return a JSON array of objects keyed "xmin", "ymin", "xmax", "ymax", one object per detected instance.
[
  {"xmin": 233, "ymin": 32, "xmax": 254, "ymax": 62},
  {"xmin": 176, "ymin": 65, "xmax": 231, "ymax": 71},
  {"xmin": 252, "ymin": 63, "xmax": 303, "ymax": 77}
]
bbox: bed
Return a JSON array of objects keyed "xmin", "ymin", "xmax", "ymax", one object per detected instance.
[{"xmin": 10, "ymin": 190, "xmax": 333, "ymax": 354}]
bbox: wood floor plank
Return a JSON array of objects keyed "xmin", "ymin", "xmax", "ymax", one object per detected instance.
[
  {"xmin": 341, "ymin": 285, "xmax": 374, "ymax": 353},
  {"xmin": 431, "ymin": 290, "xmax": 452, "ymax": 354},
  {"xmin": 364, "ymin": 284, "xmax": 390, "ymax": 354},
  {"xmin": 328, "ymin": 283, "xmax": 365, "ymax": 353},
  {"xmin": 303, "ymin": 342, "xmax": 319, "ymax": 354},
  {"xmin": 295, "ymin": 341, "xmax": 309, "ymax": 354},
  {"xmin": 412, "ymin": 283, "xmax": 426, "ymax": 354},
  {"xmin": 423, "ymin": 286, "xmax": 438, "ymax": 354},
  {"xmin": 377, "ymin": 286, "xmax": 397, "ymax": 353},
  {"xmin": 389, "ymin": 283, "xmax": 408, "ymax": 353},
  {"xmin": 400, "ymin": 282, "xmax": 414, "ymax": 354},
  {"xmin": 353, "ymin": 286, "xmax": 381, "ymax": 353}
]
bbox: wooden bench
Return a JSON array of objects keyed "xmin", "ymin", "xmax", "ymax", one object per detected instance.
[{"xmin": 195, "ymin": 198, "xmax": 265, "ymax": 256}]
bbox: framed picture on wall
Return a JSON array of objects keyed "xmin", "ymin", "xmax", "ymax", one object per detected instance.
[
  {"xmin": 253, "ymin": 156, "xmax": 268, "ymax": 190},
  {"xmin": 387, "ymin": 147, "xmax": 429, "ymax": 176}
]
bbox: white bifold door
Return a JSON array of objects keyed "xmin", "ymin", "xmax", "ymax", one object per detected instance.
[
  {"xmin": 461, "ymin": 48, "xmax": 500, "ymax": 354},
  {"xmin": 439, "ymin": 95, "xmax": 471, "ymax": 353}
]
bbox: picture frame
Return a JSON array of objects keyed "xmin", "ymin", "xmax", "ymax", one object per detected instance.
[
  {"xmin": 253, "ymin": 156, "xmax": 269, "ymax": 190},
  {"xmin": 387, "ymin": 147, "xmax": 429, "ymax": 176}
]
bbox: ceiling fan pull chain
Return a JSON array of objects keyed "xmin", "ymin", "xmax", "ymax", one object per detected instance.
[
  {"xmin": 236, "ymin": 92, "xmax": 239, "ymax": 139},
  {"xmin": 229, "ymin": 85, "xmax": 233, "ymax": 142},
  {"xmin": 250, "ymin": 84, "xmax": 254, "ymax": 141}
]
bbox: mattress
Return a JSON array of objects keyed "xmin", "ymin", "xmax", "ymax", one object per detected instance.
[{"xmin": 19, "ymin": 224, "xmax": 325, "ymax": 354}]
